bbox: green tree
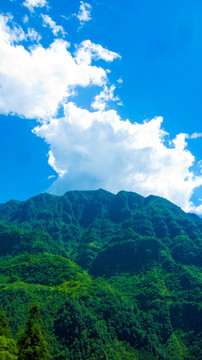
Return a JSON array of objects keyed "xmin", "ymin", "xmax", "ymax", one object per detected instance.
[
  {"xmin": 0, "ymin": 312, "xmax": 18, "ymax": 359},
  {"xmin": 17, "ymin": 305, "xmax": 50, "ymax": 360},
  {"xmin": 0, "ymin": 312, "xmax": 10, "ymax": 337}
]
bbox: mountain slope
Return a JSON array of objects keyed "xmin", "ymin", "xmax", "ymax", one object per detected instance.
[
  {"xmin": 0, "ymin": 189, "xmax": 201, "ymax": 359},
  {"xmin": 0, "ymin": 189, "xmax": 201, "ymax": 272}
]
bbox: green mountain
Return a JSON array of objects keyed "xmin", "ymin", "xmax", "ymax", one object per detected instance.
[{"xmin": 0, "ymin": 190, "xmax": 201, "ymax": 359}]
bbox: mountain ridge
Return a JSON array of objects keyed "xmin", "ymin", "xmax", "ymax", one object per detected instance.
[
  {"xmin": 0, "ymin": 189, "xmax": 201, "ymax": 273},
  {"xmin": 0, "ymin": 189, "xmax": 201, "ymax": 359}
]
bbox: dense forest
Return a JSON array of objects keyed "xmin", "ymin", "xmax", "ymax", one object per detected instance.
[{"xmin": 0, "ymin": 189, "xmax": 201, "ymax": 359}]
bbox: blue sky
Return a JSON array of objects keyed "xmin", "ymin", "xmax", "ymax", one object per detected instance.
[{"xmin": 0, "ymin": 0, "xmax": 202, "ymax": 214}]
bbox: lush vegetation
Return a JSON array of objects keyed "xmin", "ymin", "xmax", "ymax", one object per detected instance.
[{"xmin": 0, "ymin": 189, "xmax": 201, "ymax": 359}]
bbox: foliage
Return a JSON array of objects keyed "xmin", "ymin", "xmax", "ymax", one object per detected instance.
[
  {"xmin": 0, "ymin": 336, "xmax": 18, "ymax": 360},
  {"xmin": 17, "ymin": 305, "xmax": 50, "ymax": 360},
  {"xmin": 0, "ymin": 312, "xmax": 10, "ymax": 337},
  {"xmin": 0, "ymin": 313, "xmax": 18, "ymax": 359},
  {"xmin": 0, "ymin": 189, "xmax": 201, "ymax": 359}
]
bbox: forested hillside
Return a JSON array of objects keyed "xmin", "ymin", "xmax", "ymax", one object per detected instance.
[{"xmin": 0, "ymin": 190, "xmax": 201, "ymax": 359}]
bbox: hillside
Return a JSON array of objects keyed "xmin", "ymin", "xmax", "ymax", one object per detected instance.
[{"xmin": 0, "ymin": 190, "xmax": 201, "ymax": 359}]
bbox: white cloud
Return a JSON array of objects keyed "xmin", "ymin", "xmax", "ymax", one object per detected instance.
[
  {"xmin": 190, "ymin": 132, "xmax": 202, "ymax": 139},
  {"xmin": 23, "ymin": 15, "xmax": 29, "ymax": 24},
  {"xmin": 0, "ymin": 14, "xmax": 26, "ymax": 43},
  {"xmin": 48, "ymin": 174, "xmax": 56, "ymax": 180},
  {"xmin": 75, "ymin": 40, "xmax": 121, "ymax": 64},
  {"xmin": 117, "ymin": 77, "xmax": 123, "ymax": 84},
  {"xmin": 198, "ymin": 160, "xmax": 202, "ymax": 173},
  {"xmin": 23, "ymin": 0, "xmax": 48, "ymax": 12},
  {"xmin": 41, "ymin": 14, "xmax": 66, "ymax": 37},
  {"xmin": 77, "ymin": 1, "xmax": 92, "ymax": 26},
  {"xmin": 91, "ymin": 85, "xmax": 120, "ymax": 111},
  {"xmin": 0, "ymin": 14, "xmax": 40, "ymax": 43},
  {"xmin": 0, "ymin": 16, "xmax": 113, "ymax": 119},
  {"xmin": 27, "ymin": 27, "xmax": 41, "ymax": 42},
  {"xmin": 192, "ymin": 204, "xmax": 202, "ymax": 215},
  {"xmin": 48, "ymin": 150, "xmax": 66, "ymax": 177},
  {"xmin": 33, "ymin": 102, "xmax": 202, "ymax": 214},
  {"xmin": 1, "ymin": 13, "xmax": 201, "ymax": 215}
]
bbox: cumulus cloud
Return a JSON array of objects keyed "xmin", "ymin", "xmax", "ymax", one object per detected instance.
[
  {"xmin": 77, "ymin": 1, "xmax": 92, "ymax": 26},
  {"xmin": 33, "ymin": 102, "xmax": 202, "ymax": 214},
  {"xmin": 75, "ymin": 40, "xmax": 121, "ymax": 64},
  {"xmin": 0, "ymin": 16, "xmax": 117, "ymax": 119},
  {"xmin": 48, "ymin": 150, "xmax": 66, "ymax": 177},
  {"xmin": 1, "ymin": 12, "xmax": 201, "ymax": 215},
  {"xmin": 193, "ymin": 204, "xmax": 202, "ymax": 215},
  {"xmin": 23, "ymin": 0, "xmax": 48, "ymax": 12},
  {"xmin": 91, "ymin": 85, "xmax": 120, "ymax": 111},
  {"xmin": 41, "ymin": 14, "xmax": 66, "ymax": 37}
]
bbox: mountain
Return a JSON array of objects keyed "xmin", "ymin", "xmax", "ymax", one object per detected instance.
[{"xmin": 0, "ymin": 190, "xmax": 201, "ymax": 359}]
